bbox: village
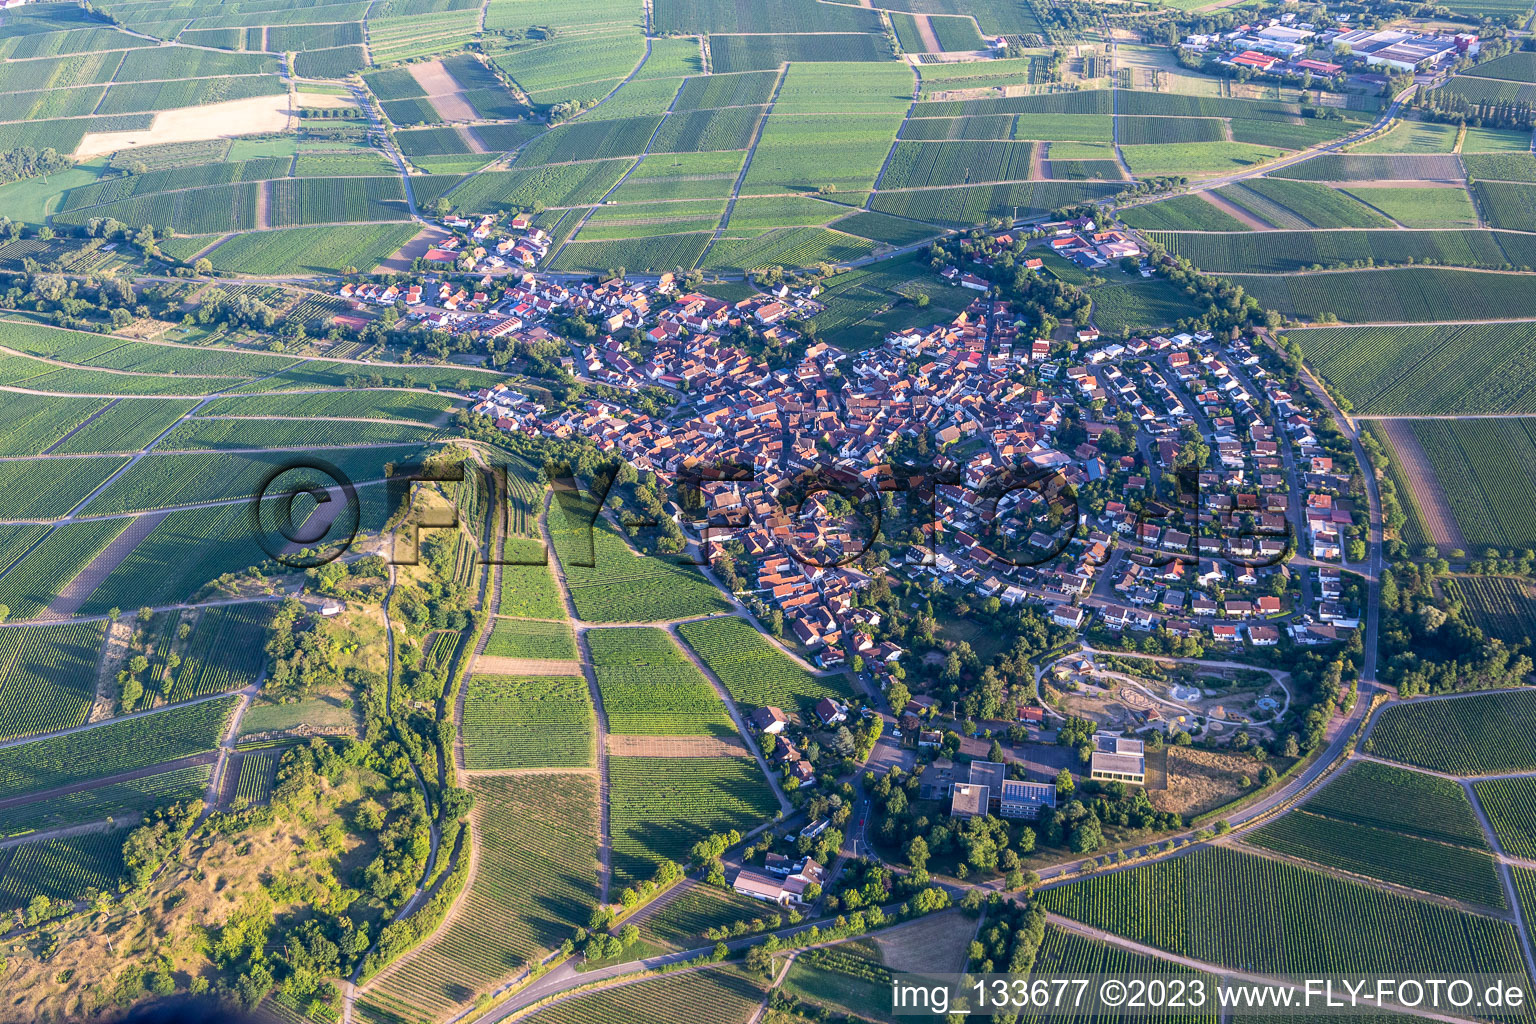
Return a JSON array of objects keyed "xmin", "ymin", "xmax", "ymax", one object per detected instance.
[{"xmin": 334, "ymin": 216, "xmax": 1364, "ymax": 714}]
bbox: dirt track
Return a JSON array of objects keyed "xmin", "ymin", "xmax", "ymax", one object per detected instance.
[
  {"xmin": 1197, "ymin": 189, "xmax": 1272, "ymax": 230},
  {"xmin": 1378, "ymin": 419, "xmax": 1469, "ymax": 551}
]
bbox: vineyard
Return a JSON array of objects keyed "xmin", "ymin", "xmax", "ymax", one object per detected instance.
[
  {"xmin": 1473, "ymin": 777, "xmax": 1536, "ymax": 860},
  {"xmin": 1220, "ymin": 268, "xmax": 1536, "ymax": 324},
  {"xmin": 49, "ymin": 399, "xmax": 198, "ymax": 455},
  {"xmin": 198, "ymin": 390, "xmax": 458, "ymax": 425},
  {"xmin": 0, "ymin": 622, "xmax": 107, "ymax": 743},
  {"xmin": 1292, "ymin": 322, "xmax": 1536, "ymax": 415},
  {"xmin": 640, "ymin": 883, "xmax": 777, "ymax": 949},
  {"xmin": 878, "ymin": 140, "xmax": 1036, "ymax": 189},
  {"xmin": 548, "ymin": 501, "xmax": 730, "ymax": 623},
  {"xmin": 519, "ymin": 965, "xmax": 767, "ymax": 1024},
  {"xmin": 585, "ymin": 627, "xmax": 736, "ymax": 738},
  {"xmin": 233, "ymin": 752, "xmax": 276, "ymax": 806},
  {"xmin": 1410, "ymin": 419, "xmax": 1536, "ymax": 549},
  {"xmin": 0, "ymin": 517, "xmax": 129, "ymax": 622},
  {"xmin": 1368, "ymin": 689, "xmax": 1536, "ymax": 775},
  {"xmin": 551, "ymin": 233, "xmax": 716, "ymax": 276},
  {"xmin": 1024, "ymin": 926, "xmax": 1217, "ymax": 1024},
  {"xmin": 1151, "ymin": 229, "xmax": 1512, "ymax": 276},
  {"xmin": 0, "ymin": 830, "xmax": 125, "ymax": 910},
  {"xmin": 1225, "ymin": 179, "xmax": 1394, "ymax": 228},
  {"xmin": 0, "ymin": 763, "xmax": 210, "ymax": 839},
  {"xmin": 1303, "ymin": 759, "xmax": 1488, "ymax": 848},
  {"xmin": 0, "ymin": 695, "xmax": 235, "ymax": 799},
  {"xmin": 198, "ymin": 224, "xmax": 421, "ymax": 276},
  {"xmin": 1037, "ymin": 846, "xmax": 1528, "ymax": 977},
  {"xmin": 608, "ymin": 755, "xmax": 778, "ymax": 889},
  {"xmin": 497, "ymin": 551, "xmax": 565, "ymax": 620},
  {"xmin": 702, "ymin": 228, "xmax": 877, "ymax": 274},
  {"xmin": 1120, "ymin": 195, "xmax": 1251, "ymax": 232},
  {"xmin": 0, "ymin": 456, "xmax": 126, "ymax": 521},
  {"xmin": 460, "ymin": 674, "xmax": 594, "ymax": 770},
  {"xmin": 163, "ymin": 603, "xmax": 274, "ymax": 703},
  {"xmin": 1246, "ymin": 809, "xmax": 1506, "ymax": 907},
  {"xmin": 0, "ymin": 393, "xmax": 113, "ymax": 457},
  {"xmin": 266, "ymin": 177, "xmax": 412, "ymax": 227},
  {"xmin": 360, "ymin": 773, "xmax": 600, "ymax": 1023},
  {"xmin": 677, "ymin": 617, "xmax": 853, "ymax": 714},
  {"xmin": 1445, "ymin": 577, "xmax": 1536, "ymax": 646},
  {"xmin": 483, "ymin": 618, "xmax": 577, "ymax": 661}
]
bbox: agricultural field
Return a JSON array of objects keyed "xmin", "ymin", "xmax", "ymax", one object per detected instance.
[
  {"xmin": 1292, "ymin": 322, "xmax": 1536, "ymax": 415},
  {"xmin": 0, "ymin": 695, "xmax": 237, "ymax": 800},
  {"xmin": 742, "ymin": 112, "xmax": 907, "ymax": 194},
  {"xmin": 878, "ymin": 140, "xmax": 1035, "ymax": 189},
  {"xmin": 1473, "ymin": 777, "xmax": 1536, "ymax": 860},
  {"xmin": 548, "ymin": 500, "xmax": 730, "ymax": 622},
  {"xmin": 0, "ymin": 764, "xmax": 211, "ymax": 840},
  {"xmin": 82, "ymin": 445, "xmax": 428, "ymax": 516},
  {"xmin": 0, "ymin": 831, "xmax": 126, "ymax": 910},
  {"xmin": 497, "ymin": 548, "xmax": 565, "ymax": 620},
  {"xmin": 585, "ymin": 627, "xmax": 736, "ymax": 738},
  {"xmin": 0, "ymin": 457, "xmax": 126, "ymax": 520},
  {"xmin": 608, "ymin": 755, "xmax": 777, "ymax": 889},
  {"xmin": 1474, "ymin": 181, "xmax": 1536, "ymax": 232},
  {"xmin": 48, "ymin": 399, "xmax": 200, "ymax": 455},
  {"xmin": 640, "ymin": 884, "xmax": 777, "ymax": 949},
  {"xmin": 1275, "ymin": 153, "xmax": 1466, "ymax": 181},
  {"xmin": 520, "ymin": 965, "xmax": 767, "ymax": 1024},
  {"xmin": 870, "ymin": 180, "xmax": 1117, "ymax": 227},
  {"xmin": 1247, "ymin": 810, "xmax": 1505, "ymax": 907},
  {"xmin": 460, "ymin": 674, "xmax": 594, "ymax": 770},
  {"xmin": 1303, "ymin": 759, "xmax": 1489, "ymax": 849},
  {"xmin": 1087, "ymin": 276, "xmax": 1195, "ymax": 335},
  {"xmin": 703, "ymin": 227, "xmax": 876, "ymax": 274},
  {"xmin": 483, "ymin": 618, "xmax": 576, "ymax": 661},
  {"xmin": 550, "ymin": 232, "xmax": 715, "ymax": 275},
  {"xmin": 198, "ymin": 391, "xmax": 458, "ymax": 425},
  {"xmin": 194, "ymin": 225, "xmax": 422, "ymax": 276},
  {"xmin": 677, "ymin": 616, "xmax": 852, "ymax": 715},
  {"xmin": 1120, "ymin": 143, "xmax": 1285, "ymax": 177},
  {"xmin": 1444, "ymin": 577, "xmax": 1536, "ymax": 646},
  {"xmin": 1151, "ymin": 230, "xmax": 1511, "ymax": 276},
  {"xmin": 360, "ymin": 773, "xmax": 600, "ymax": 1022},
  {"xmin": 710, "ymin": 34, "xmax": 891, "ymax": 74},
  {"xmin": 0, "ymin": 518, "xmax": 130, "ymax": 622},
  {"xmin": 1339, "ymin": 186, "xmax": 1478, "ymax": 228},
  {"xmin": 1369, "ymin": 689, "xmax": 1536, "ymax": 775},
  {"xmin": 0, "ymin": 393, "xmax": 115, "ymax": 457},
  {"xmin": 0, "ymin": 622, "xmax": 106, "ymax": 743},
  {"xmin": 1038, "ymin": 845, "xmax": 1528, "ymax": 977},
  {"xmin": 1220, "ymin": 268, "xmax": 1536, "ymax": 324},
  {"xmin": 233, "ymin": 752, "xmax": 276, "ymax": 806},
  {"xmin": 1407, "ymin": 419, "xmax": 1536, "ymax": 551},
  {"xmin": 1119, "ymin": 195, "xmax": 1252, "ymax": 232},
  {"xmin": 1220, "ymin": 179, "xmax": 1395, "ymax": 229},
  {"xmin": 1462, "ymin": 152, "xmax": 1536, "ymax": 181},
  {"xmin": 167, "ymin": 604, "xmax": 275, "ymax": 702},
  {"xmin": 159, "ymin": 418, "xmax": 437, "ymax": 451}
]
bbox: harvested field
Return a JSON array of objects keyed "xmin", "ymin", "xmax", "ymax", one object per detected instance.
[
  {"xmin": 408, "ymin": 61, "xmax": 477, "ymax": 122},
  {"xmin": 75, "ymin": 94, "xmax": 295, "ymax": 159},
  {"xmin": 605, "ymin": 734, "xmax": 748, "ymax": 757},
  {"xmin": 472, "ymin": 656, "xmax": 583, "ymax": 677},
  {"xmin": 374, "ymin": 227, "xmax": 450, "ymax": 274},
  {"xmin": 1379, "ymin": 419, "xmax": 1470, "ymax": 551}
]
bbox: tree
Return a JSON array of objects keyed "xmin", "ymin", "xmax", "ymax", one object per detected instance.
[
  {"xmin": 1055, "ymin": 767, "xmax": 1075, "ymax": 798},
  {"xmin": 1070, "ymin": 815, "xmax": 1103, "ymax": 854},
  {"xmin": 745, "ymin": 944, "xmax": 775, "ymax": 977},
  {"xmin": 989, "ymin": 739, "xmax": 1006, "ymax": 762}
]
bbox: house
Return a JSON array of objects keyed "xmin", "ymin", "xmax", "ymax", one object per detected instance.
[
  {"xmin": 731, "ymin": 858, "xmax": 828, "ymax": 906},
  {"xmin": 1090, "ymin": 734, "xmax": 1145, "ymax": 785},
  {"xmin": 918, "ymin": 758, "xmax": 957, "ymax": 799},
  {"xmin": 814, "ymin": 697, "xmax": 847, "ymax": 727},
  {"xmin": 1052, "ymin": 605, "xmax": 1087, "ymax": 629},
  {"xmin": 751, "ymin": 706, "xmax": 789, "ymax": 735},
  {"xmin": 1231, "ymin": 50, "xmax": 1281, "ymax": 71}
]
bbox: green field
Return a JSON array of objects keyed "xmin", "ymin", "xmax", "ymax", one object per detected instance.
[
  {"xmin": 196, "ymin": 225, "xmax": 420, "ymax": 275},
  {"xmin": 1340, "ymin": 186, "xmax": 1478, "ymax": 228},
  {"xmin": 0, "ymin": 518, "xmax": 129, "ymax": 621},
  {"xmin": 1370, "ymin": 690, "xmax": 1536, "ymax": 775},
  {"xmin": 360, "ymin": 773, "xmax": 600, "ymax": 1022},
  {"xmin": 1153, "ymin": 229, "xmax": 1512, "ymax": 276},
  {"xmin": 1121, "ymin": 143, "xmax": 1285, "ymax": 177},
  {"xmin": 608, "ymin": 755, "xmax": 778, "ymax": 889},
  {"xmin": 1473, "ymin": 776, "xmax": 1536, "ymax": 861},
  {"xmin": 0, "ymin": 763, "xmax": 211, "ymax": 840},
  {"xmin": 168, "ymin": 603, "xmax": 275, "ymax": 702},
  {"xmin": 483, "ymin": 618, "xmax": 576, "ymax": 661},
  {"xmin": 1304, "ymin": 759, "xmax": 1489, "ymax": 848},
  {"xmin": 1248, "ymin": 809, "xmax": 1505, "ymax": 907},
  {"xmin": 461, "ymin": 674, "xmax": 594, "ymax": 770},
  {"xmin": 0, "ymin": 696, "xmax": 237, "ymax": 800},
  {"xmin": 1445, "ymin": 577, "xmax": 1536, "ymax": 647},
  {"xmin": 1408, "ymin": 419, "xmax": 1536, "ymax": 550},
  {"xmin": 1120, "ymin": 195, "xmax": 1252, "ymax": 232},
  {"xmin": 585, "ymin": 626, "xmax": 736, "ymax": 738},
  {"xmin": 1038, "ymin": 845, "xmax": 1528, "ymax": 977},
  {"xmin": 1219, "ymin": 179, "xmax": 1395, "ymax": 229},
  {"xmin": 677, "ymin": 616, "xmax": 852, "ymax": 715},
  {"xmin": 0, "ymin": 622, "xmax": 106, "ymax": 743},
  {"xmin": 1292, "ymin": 322, "xmax": 1536, "ymax": 415},
  {"xmin": 1221, "ymin": 268, "xmax": 1536, "ymax": 324},
  {"xmin": 548, "ymin": 500, "xmax": 730, "ymax": 622}
]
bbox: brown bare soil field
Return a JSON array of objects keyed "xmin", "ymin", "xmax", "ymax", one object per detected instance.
[
  {"xmin": 409, "ymin": 60, "xmax": 477, "ymax": 122},
  {"xmin": 473, "ymin": 656, "xmax": 582, "ymax": 676},
  {"xmin": 604, "ymin": 734, "xmax": 748, "ymax": 757}
]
